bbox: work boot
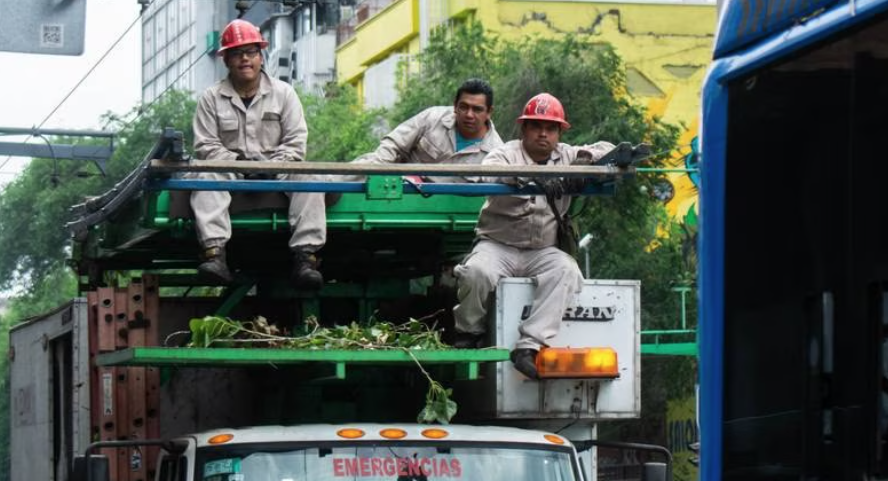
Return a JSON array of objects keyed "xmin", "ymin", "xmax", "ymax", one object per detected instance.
[
  {"xmin": 453, "ymin": 332, "xmax": 485, "ymax": 349},
  {"xmin": 293, "ymin": 250, "xmax": 324, "ymax": 290},
  {"xmin": 197, "ymin": 246, "xmax": 233, "ymax": 283},
  {"xmin": 510, "ymin": 348, "xmax": 540, "ymax": 380}
]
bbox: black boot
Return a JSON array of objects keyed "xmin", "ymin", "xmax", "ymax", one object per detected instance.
[
  {"xmin": 510, "ymin": 348, "xmax": 540, "ymax": 380},
  {"xmin": 197, "ymin": 246, "xmax": 233, "ymax": 283},
  {"xmin": 293, "ymin": 250, "xmax": 323, "ymax": 290}
]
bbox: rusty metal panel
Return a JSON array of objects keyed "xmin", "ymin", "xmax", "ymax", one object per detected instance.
[
  {"xmin": 96, "ymin": 287, "xmax": 116, "ymax": 353},
  {"xmin": 113, "ymin": 289, "xmax": 129, "ymax": 481},
  {"xmin": 96, "ymin": 288, "xmax": 119, "ymax": 477},
  {"xmin": 115, "ymin": 290, "xmax": 129, "ymax": 350},
  {"xmin": 126, "ymin": 280, "xmax": 148, "ymax": 481},
  {"xmin": 143, "ymin": 275, "xmax": 161, "ymax": 479},
  {"xmin": 115, "ymin": 368, "xmax": 129, "ymax": 481}
]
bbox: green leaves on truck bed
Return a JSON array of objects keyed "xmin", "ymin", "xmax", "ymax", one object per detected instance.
[
  {"xmin": 185, "ymin": 315, "xmax": 457, "ymax": 423},
  {"xmin": 186, "ymin": 315, "xmax": 448, "ymax": 350}
]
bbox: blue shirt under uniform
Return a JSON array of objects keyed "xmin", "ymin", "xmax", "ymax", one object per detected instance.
[{"xmin": 455, "ymin": 131, "xmax": 483, "ymax": 152}]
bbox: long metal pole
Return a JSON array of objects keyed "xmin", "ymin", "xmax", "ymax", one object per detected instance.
[
  {"xmin": 0, "ymin": 127, "xmax": 116, "ymax": 138},
  {"xmin": 151, "ymin": 159, "xmax": 634, "ymax": 177}
]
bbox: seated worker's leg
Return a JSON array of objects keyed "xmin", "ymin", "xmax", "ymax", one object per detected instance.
[
  {"xmin": 510, "ymin": 246, "xmax": 583, "ymax": 379},
  {"xmin": 453, "ymin": 239, "xmax": 518, "ymax": 348},
  {"xmin": 189, "ymin": 172, "xmax": 238, "ymax": 283},
  {"xmin": 283, "ymin": 173, "xmax": 326, "ymax": 290}
]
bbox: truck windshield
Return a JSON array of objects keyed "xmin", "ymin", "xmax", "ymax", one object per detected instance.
[{"xmin": 196, "ymin": 443, "xmax": 577, "ymax": 481}]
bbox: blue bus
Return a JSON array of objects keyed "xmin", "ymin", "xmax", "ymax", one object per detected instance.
[{"xmin": 700, "ymin": 0, "xmax": 888, "ymax": 478}]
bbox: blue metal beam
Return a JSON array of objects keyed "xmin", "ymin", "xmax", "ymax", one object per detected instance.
[{"xmin": 145, "ymin": 179, "xmax": 615, "ymax": 196}]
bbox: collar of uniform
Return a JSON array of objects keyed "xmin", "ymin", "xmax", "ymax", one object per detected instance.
[
  {"xmin": 517, "ymin": 140, "xmax": 564, "ymax": 165},
  {"xmin": 445, "ymin": 110, "xmax": 501, "ymax": 153},
  {"xmin": 477, "ymin": 119, "xmax": 501, "ymax": 151},
  {"xmin": 219, "ymin": 71, "xmax": 271, "ymax": 99},
  {"xmin": 441, "ymin": 108, "xmax": 457, "ymax": 130}
]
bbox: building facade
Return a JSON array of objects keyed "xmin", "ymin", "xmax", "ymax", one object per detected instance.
[
  {"xmin": 140, "ymin": 0, "xmax": 233, "ymax": 104},
  {"xmin": 140, "ymin": 1, "xmax": 338, "ymax": 103}
]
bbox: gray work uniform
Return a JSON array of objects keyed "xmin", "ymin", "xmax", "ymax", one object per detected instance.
[
  {"xmin": 453, "ymin": 139, "xmax": 615, "ymax": 350},
  {"xmin": 191, "ymin": 71, "xmax": 325, "ymax": 252},
  {"xmin": 348, "ymin": 106, "xmax": 503, "ymax": 183}
]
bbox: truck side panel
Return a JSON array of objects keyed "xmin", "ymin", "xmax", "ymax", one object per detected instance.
[{"xmin": 10, "ymin": 300, "xmax": 90, "ymax": 481}]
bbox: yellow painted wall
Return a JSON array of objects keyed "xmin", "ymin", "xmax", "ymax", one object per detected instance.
[
  {"xmin": 336, "ymin": 0, "xmax": 716, "ymax": 221},
  {"xmin": 335, "ymin": 0, "xmax": 419, "ymax": 83}
]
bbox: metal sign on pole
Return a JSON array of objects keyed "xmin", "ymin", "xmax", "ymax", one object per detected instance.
[{"xmin": 0, "ymin": 0, "xmax": 87, "ymax": 56}]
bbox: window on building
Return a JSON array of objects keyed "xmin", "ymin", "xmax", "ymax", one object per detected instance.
[
  {"xmin": 143, "ymin": 17, "xmax": 154, "ymax": 55},
  {"xmin": 155, "ymin": 10, "xmax": 165, "ymax": 48},
  {"xmin": 316, "ymin": 3, "xmax": 337, "ymax": 31},
  {"xmin": 167, "ymin": 8, "xmax": 176, "ymax": 39}
]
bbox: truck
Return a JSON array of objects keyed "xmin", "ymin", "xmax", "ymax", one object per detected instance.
[
  {"xmin": 699, "ymin": 0, "xmax": 888, "ymax": 478},
  {"xmin": 9, "ymin": 134, "xmax": 665, "ymax": 481}
]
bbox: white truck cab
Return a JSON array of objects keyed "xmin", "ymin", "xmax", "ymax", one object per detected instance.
[{"xmin": 85, "ymin": 424, "xmax": 585, "ymax": 481}]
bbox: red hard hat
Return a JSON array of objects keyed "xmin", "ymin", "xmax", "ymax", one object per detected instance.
[
  {"xmin": 517, "ymin": 93, "xmax": 571, "ymax": 130},
  {"xmin": 217, "ymin": 19, "xmax": 268, "ymax": 56}
]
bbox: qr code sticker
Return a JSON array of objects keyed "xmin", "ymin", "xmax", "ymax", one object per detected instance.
[{"xmin": 41, "ymin": 24, "xmax": 64, "ymax": 48}]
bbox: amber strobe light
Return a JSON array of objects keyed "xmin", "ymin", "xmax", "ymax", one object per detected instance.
[
  {"xmin": 379, "ymin": 428, "xmax": 408, "ymax": 439},
  {"xmin": 536, "ymin": 347, "xmax": 619, "ymax": 379},
  {"xmin": 421, "ymin": 428, "xmax": 449, "ymax": 439},
  {"xmin": 337, "ymin": 428, "xmax": 366, "ymax": 439},
  {"xmin": 207, "ymin": 433, "xmax": 235, "ymax": 445}
]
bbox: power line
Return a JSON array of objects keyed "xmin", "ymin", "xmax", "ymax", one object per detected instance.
[{"xmin": 0, "ymin": 2, "xmax": 155, "ymax": 174}]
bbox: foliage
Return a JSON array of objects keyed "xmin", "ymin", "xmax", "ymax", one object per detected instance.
[
  {"xmin": 185, "ymin": 315, "xmax": 449, "ymax": 350},
  {"xmin": 301, "ymin": 84, "xmax": 385, "ymax": 162},
  {"xmin": 417, "ymin": 378, "xmax": 458, "ymax": 425},
  {"xmin": 184, "ymin": 315, "xmax": 457, "ymax": 423},
  {"xmin": 0, "ymin": 91, "xmax": 196, "ymax": 293},
  {"xmin": 393, "ymin": 21, "xmax": 678, "ymax": 150}
]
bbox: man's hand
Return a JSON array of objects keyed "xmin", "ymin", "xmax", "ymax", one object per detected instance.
[
  {"xmin": 562, "ymin": 177, "xmax": 588, "ymax": 194},
  {"xmin": 532, "ymin": 177, "xmax": 565, "ymax": 199},
  {"xmin": 630, "ymin": 143, "xmax": 652, "ymax": 164}
]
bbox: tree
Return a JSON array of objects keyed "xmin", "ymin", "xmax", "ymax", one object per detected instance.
[
  {"xmin": 0, "ymin": 90, "xmax": 197, "ymax": 293},
  {"xmin": 301, "ymin": 83, "xmax": 385, "ymax": 162}
]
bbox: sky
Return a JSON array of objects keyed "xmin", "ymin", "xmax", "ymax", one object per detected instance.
[{"xmin": 0, "ymin": 0, "xmax": 142, "ymax": 184}]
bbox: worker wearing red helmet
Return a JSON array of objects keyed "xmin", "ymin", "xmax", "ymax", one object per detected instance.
[
  {"xmin": 452, "ymin": 93, "xmax": 618, "ymax": 379},
  {"xmin": 191, "ymin": 19, "xmax": 325, "ymax": 289}
]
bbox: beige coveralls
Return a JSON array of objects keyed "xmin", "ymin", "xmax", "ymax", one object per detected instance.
[
  {"xmin": 453, "ymin": 139, "xmax": 615, "ymax": 350},
  {"xmin": 348, "ymin": 106, "xmax": 503, "ymax": 183},
  {"xmin": 191, "ymin": 71, "xmax": 325, "ymax": 252}
]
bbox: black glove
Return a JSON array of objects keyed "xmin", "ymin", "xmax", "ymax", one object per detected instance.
[
  {"xmin": 595, "ymin": 142, "xmax": 633, "ymax": 167},
  {"xmin": 562, "ymin": 177, "xmax": 588, "ymax": 194},
  {"xmin": 244, "ymin": 172, "xmax": 274, "ymax": 180},
  {"xmin": 532, "ymin": 177, "xmax": 565, "ymax": 199},
  {"xmin": 630, "ymin": 143, "xmax": 652, "ymax": 164},
  {"xmin": 595, "ymin": 142, "xmax": 653, "ymax": 168}
]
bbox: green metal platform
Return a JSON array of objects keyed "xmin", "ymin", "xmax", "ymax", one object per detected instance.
[{"xmin": 96, "ymin": 347, "xmax": 510, "ymax": 381}]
